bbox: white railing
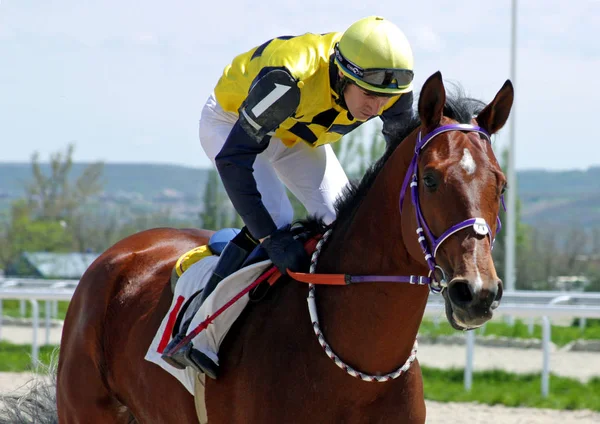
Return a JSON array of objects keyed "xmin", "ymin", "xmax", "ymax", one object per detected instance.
[
  {"xmin": 0, "ymin": 286, "xmax": 74, "ymax": 367},
  {"xmin": 424, "ymin": 292, "xmax": 600, "ymax": 397},
  {"xmin": 0, "ymin": 278, "xmax": 78, "ymax": 288},
  {"xmin": 1, "ymin": 278, "xmax": 600, "ymax": 397},
  {"xmin": 0, "ymin": 277, "xmax": 78, "ymax": 320}
]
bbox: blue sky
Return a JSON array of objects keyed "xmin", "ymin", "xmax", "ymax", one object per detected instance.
[{"xmin": 1, "ymin": 0, "xmax": 598, "ymax": 170}]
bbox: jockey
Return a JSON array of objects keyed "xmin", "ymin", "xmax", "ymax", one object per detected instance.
[{"xmin": 164, "ymin": 16, "xmax": 415, "ymax": 378}]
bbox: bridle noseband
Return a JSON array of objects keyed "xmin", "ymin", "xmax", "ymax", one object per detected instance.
[
  {"xmin": 399, "ymin": 123, "xmax": 503, "ymax": 292},
  {"xmin": 291, "ymin": 123, "xmax": 505, "ymax": 292},
  {"xmin": 288, "ymin": 122, "xmax": 505, "ymax": 382}
]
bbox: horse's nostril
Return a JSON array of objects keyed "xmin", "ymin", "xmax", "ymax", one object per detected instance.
[
  {"xmin": 448, "ymin": 280, "xmax": 473, "ymax": 308},
  {"xmin": 495, "ymin": 281, "xmax": 503, "ymax": 302}
]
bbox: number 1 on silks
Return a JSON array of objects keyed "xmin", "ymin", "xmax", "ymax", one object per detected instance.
[
  {"xmin": 251, "ymin": 83, "xmax": 292, "ymax": 117},
  {"xmin": 238, "ymin": 69, "xmax": 301, "ymax": 141}
]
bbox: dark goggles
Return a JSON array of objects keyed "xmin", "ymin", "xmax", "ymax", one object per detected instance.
[{"xmin": 334, "ymin": 43, "xmax": 414, "ymax": 89}]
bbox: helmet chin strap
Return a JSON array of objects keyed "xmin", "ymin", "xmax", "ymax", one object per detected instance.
[{"xmin": 334, "ymin": 74, "xmax": 351, "ymax": 111}]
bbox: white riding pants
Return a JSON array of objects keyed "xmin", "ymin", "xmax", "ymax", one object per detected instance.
[{"xmin": 198, "ymin": 94, "xmax": 349, "ymax": 229}]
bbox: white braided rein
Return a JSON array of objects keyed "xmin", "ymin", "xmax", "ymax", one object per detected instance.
[{"xmin": 306, "ymin": 229, "xmax": 418, "ymax": 382}]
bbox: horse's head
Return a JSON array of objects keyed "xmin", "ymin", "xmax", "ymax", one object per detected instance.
[{"xmin": 401, "ymin": 71, "xmax": 513, "ymax": 330}]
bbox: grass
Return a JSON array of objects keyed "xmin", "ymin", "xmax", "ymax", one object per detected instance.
[
  {"xmin": 3, "ymin": 300, "xmax": 599, "ymax": 348},
  {"xmin": 0, "ymin": 300, "xmax": 70, "ymax": 321},
  {"xmin": 1, "ymin": 340, "xmax": 598, "ymax": 412},
  {"xmin": 2, "ymin": 299, "xmax": 599, "ymax": 345},
  {"xmin": 422, "ymin": 366, "xmax": 600, "ymax": 411},
  {"xmin": 3, "ymin": 301, "xmax": 599, "ymax": 348},
  {"xmin": 418, "ymin": 318, "xmax": 600, "ymax": 347},
  {"xmin": 0, "ymin": 341, "xmax": 58, "ymax": 372}
]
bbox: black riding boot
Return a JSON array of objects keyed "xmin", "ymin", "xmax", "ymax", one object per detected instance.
[{"xmin": 161, "ymin": 228, "xmax": 257, "ymax": 378}]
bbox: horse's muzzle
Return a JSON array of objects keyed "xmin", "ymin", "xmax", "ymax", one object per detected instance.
[{"xmin": 443, "ymin": 278, "xmax": 503, "ymax": 330}]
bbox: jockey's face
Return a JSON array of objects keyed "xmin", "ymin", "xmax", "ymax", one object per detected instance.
[{"xmin": 343, "ymin": 82, "xmax": 391, "ymax": 121}]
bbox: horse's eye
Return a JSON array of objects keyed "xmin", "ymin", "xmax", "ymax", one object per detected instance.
[
  {"xmin": 423, "ymin": 174, "xmax": 438, "ymax": 190},
  {"xmin": 500, "ymin": 184, "xmax": 508, "ymax": 195}
]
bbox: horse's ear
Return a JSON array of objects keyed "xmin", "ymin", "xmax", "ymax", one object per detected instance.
[
  {"xmin": 476, "ymin": 80, "xmax": 514, "ymax": 135},
  {"xmin": 418, "ymin": 71, "xmax": 446, "ymax": 130}
]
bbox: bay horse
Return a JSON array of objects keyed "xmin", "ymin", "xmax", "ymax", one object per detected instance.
[{"xmin": 56, "ymin": 72, "xmax": 513, "ymax": 423}]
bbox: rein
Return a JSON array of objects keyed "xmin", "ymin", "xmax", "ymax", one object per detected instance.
[
  {"xmin": 287, "ymin": 123, "xmax": 505, "ymax": 382},
  {"xmin": 290, "ymin": 123, "xmax": 503, "ymax": 292}
]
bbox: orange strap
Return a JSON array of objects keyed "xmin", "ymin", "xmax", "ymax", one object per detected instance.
[
  {"xmin": 267, "ymin": 269, "xmax": 282, "ymax": 285},
  {"xmin": 287, "ymin": 270, "xmax": 347, "ymax": 285},
  {"xmin": 265, "ymin": 233, "xmax": 343, "ymax": 286}
]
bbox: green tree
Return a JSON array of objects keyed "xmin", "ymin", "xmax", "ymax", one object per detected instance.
[
  {"xmin": 198, "ymin": 169, "xmax": 243, "ymax": 230},
  {"xmin": 113, "ymin": 209, "xmax": 176, "ymax": 241},
  {"xmin": 200, "ymin": 169, "xmax": 221, "ymax": 230},
  {"xmin": 0, "ymin": 200, "xmax": 73, "ymax": 270},
  {"xmin": 0, "ymin": 144, "xmax": 106, "ymax": 270},
  {"xmin": 25, "ymin": 144, "xmax": 104, "ymax": 221},
  {"xmin": 24, "ymin": 144, "xmax": 105, "ymax": 252}
]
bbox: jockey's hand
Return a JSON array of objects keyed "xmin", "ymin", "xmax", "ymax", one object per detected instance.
[{"xmin": 261, "ymin": 226, "xmax": 310, "ymax": 275}]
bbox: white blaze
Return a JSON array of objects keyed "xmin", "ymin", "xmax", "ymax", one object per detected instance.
[
  {"xmin": 473, "ymin": 245, "xmax": 484, "ymax": 291},
  {"xmin": 460, "ymin": 148, "xmax": 476, "ymax": 175}
]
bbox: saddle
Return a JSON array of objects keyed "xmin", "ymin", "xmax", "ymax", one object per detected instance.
[
  {"xmin": 170, "ymin": 228, "xmax": 268, "ymax": 293},
  {"xmin": 146, "ymin": 224, "xmax": 318, "ymax": 394}
]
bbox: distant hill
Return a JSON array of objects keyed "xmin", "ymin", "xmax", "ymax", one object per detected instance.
[
  {"xmin": 518, "ymin": 167, "xmax": 600, "ymax": 197},
  {"xmin": 0, "ymin": 162, "xmax": 211, "ymax": 198},
  {"xmin": 1, "ymin": 162, "xmax": 600, "ymax": 229},
  {"xmin": 517, "ymin": 167, "xmax": 600, "ymax": 228}
]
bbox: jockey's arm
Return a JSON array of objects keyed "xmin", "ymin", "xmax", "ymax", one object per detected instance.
[
  {"xmin": 380, "ymin": 91, "xmax": 414, "ymax": 147},
  {"xmin": 215, "ymin": 67, "xmax": 301, "ymax": 240},
  {"xmin": 215, "ymin": 121, "xmax": 275, "ymax": 240}
]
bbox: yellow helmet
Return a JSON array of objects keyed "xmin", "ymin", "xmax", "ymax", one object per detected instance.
[{"xmin": 335, "ymin": 16, "xmax": 414, "ymax": 95}]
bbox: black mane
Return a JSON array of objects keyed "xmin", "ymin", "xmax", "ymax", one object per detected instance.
[{"xmin": 297, "ymin": 85, "xmax": 487, "ymax": 236}]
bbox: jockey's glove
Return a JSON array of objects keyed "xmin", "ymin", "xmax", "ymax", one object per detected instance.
[{"xmin": 261, "ymin": 225, "xmax": 310, "ymax": 275}]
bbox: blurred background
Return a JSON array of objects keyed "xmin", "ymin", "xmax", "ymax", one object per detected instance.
[
  {"xmin": 1, "ymin": 1, "xmax": 600, "ymax": 418},
  {"xmin": 2, "ymin": 0, "xmax": 600, "ymax": 290}
]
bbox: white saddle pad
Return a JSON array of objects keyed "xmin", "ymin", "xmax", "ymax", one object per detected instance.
[{"xmin": 145, "ymin": 256, "xmax": 272, "ymax": 394}]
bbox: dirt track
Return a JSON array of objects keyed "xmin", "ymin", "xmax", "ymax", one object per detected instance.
[
  {"xmin": 2, "ymin": 322, "xmax": 600, "ymax": 422},
  {"xmin": 417, "ymin": 342, "xmax": 600, "ymax": 382},
  {"xmin": 425, "ymin": 400, "xmax": 600, "ymax": 423},
  {"xmin": 2, "ymin": 371, "xmax": 600, "ymax": 423}
]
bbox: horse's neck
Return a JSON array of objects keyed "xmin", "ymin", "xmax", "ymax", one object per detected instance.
[{"xmin": 313, "ymin": 136, "xmax": 430, "ymax": 375}]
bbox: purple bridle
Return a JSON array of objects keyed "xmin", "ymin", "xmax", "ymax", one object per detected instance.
[
  {"xmin": 295, "ymin": 123, "xmax": 505, "ymax": 295},
  {"xmin": 297, "ymin": 123, "xmax": 506, "ymax": 382},
  {"xmin": 399, "ymin": 123, "xmax": 503, "ymax": 292}
]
